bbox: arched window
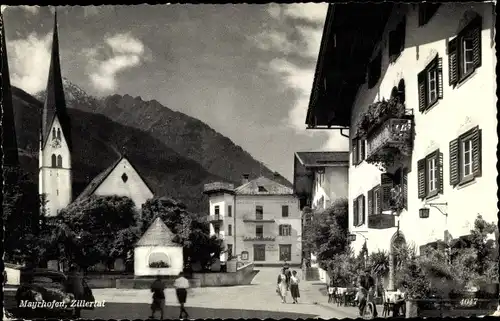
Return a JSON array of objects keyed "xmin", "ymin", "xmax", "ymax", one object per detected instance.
[
  {"xmin": 148, "ymin": 252, "xmax": 171, "ymax": 268},
  {"xmin": 57, "ymin": 128, "xmax": 61, "ymax": 140},
  {"xmin": 397, "ymin": 79, "xmax": 406, "ymax": 103},
  {"xmin": 390, "ymin": 86, "xmax": 399, "ymax": 99},
  {"xmin": 51, "ymin": 154, "xmax": 57, "ymax": 167},
  {"xmin": 52, "ymin": 128, "xmax": 56, "ymax": 140},
  {"xmin": 57, "ymin": 155, "xmax": 63, "ymax": 168}
]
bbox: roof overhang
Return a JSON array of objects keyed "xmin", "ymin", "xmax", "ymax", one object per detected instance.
[{"xmin": 306, "ymin": 3, "xmax": 394, "ymax": 129}]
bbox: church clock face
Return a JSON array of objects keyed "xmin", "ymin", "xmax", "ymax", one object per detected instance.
[{"xmin": 51, "ymin": 138, "xmax": 62, "ymax": 149}]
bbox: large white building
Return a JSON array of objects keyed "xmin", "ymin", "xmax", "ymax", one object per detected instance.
[
  {"xmin": 203, "ymin": 175, "xmax": 302, "ymax": 266},
  {"xmin": 305, "ymin": 3, "xmax": 496, "ymax": 290}
]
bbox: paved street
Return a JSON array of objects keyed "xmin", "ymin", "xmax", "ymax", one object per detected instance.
[{"xmin": 5, "ymin": 268, "xmax": 360, "ymax": 319}]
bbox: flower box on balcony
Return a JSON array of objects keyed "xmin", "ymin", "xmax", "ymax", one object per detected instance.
[
  {"xmin": 208, "ymin": 214, "xmax": 223, "ymax": 223},
  {"xmin": 368, "ymin": 213, "xmax": 396, "ymax": 229},
  {"xmin": 366, "ymin": 118, "xmax": 413, "ymax": 162},
  {"xmin": 243, "ymin": 236, "xmax": 276, "ymax": 241}
]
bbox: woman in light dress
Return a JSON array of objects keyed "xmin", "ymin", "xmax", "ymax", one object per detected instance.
[{"xmin": 277, "ymin": 268, "xmax": 289, "ymax": 303}]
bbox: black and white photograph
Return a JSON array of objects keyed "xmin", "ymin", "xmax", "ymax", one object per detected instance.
[{"xmin": 1, "ymin": 2, "xmax": 498, "ymax": 320}]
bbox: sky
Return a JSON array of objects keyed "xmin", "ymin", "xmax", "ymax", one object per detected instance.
[{"xmin": 2, "ymin": 5, "xmax": 348, "ymax": 181}]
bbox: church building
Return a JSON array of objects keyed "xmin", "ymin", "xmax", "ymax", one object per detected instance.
[{"xmin": 3, "ymin": 13, "xmax": 154, "ymax": 217}]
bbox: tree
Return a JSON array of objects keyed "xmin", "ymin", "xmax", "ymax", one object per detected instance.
[
  {"xmin": 58, "ymin": 195, "xmax": 140, "ymax": 269},
  {"xmin": 141, "ymin": 197, "xmax": 223, "ymax": 270},
  {"xmin": 302, "ymin": 198, "xmax": 349, "ymax": 271},
  {"xmin": 2, "ymin": 167, "xmax": 45, "ymax": 265}
]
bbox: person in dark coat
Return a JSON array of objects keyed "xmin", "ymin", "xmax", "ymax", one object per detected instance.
[
  {"xmin": 150, "ymin": 274, "xmax": 166, "ymax": 319},
  {"xmin": 358, "ymin": 268, "xmax": 378, "ymax": 318},
  {"xmin": 66, "ymin": 265, "xmax": 85, "ymax": 318}
]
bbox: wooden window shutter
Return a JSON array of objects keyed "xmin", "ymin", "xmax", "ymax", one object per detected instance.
[
  {"xmin": 402, "ymin": 168, "xmax": 408, "ymax": 209},
  {"xmin": 448, "ymin": 38, "xmax": 458, "ymax": 86},
  {"xmin": 417, "ymin": 159, "xmax": 426, "ymax": 198},
  {"xmin": 367, "ymin": 189, "xmax": 373, "ymax": 216},
  {"xmin": 449, "ymin": 138, "xmax": 460, "ymax": 186},
  {"xmin": 417, "ymin": 71, "xmax": 426, "ymax": 112},
  {"xmin": 437, "ymin": 57, "xmax": 444, "ymax": 99},
  {"xmin": 472, "ymin": 126, "xmax": 482, "ymax": 177},
  {"xmin": 375, "ymin": 186, "xmax": 381, "ymax": 214},
  {"xmin": 360, "ymin": 140, "xmax": 366, "ymax": 161},
  {"xmin": 352, "ymin": 139, "xmax": 358, "ymax": 165},
  {"xmin": 360, "ymin": 195, "xmax": 366, "ymax": 225},
  {"xmin": 471, "ymin": 17, "xmax": 482, "ymax": 69},
  {"xmin": 437, "ymin": 150, "xmax": 444, "ymax": 194},
  {"xmin": 380, "ymin": 173, "xmax": 394, "ymax": 211},
  {"xmin": 353, "ymin": 199, "xmax": 359, "ymax": 226}
]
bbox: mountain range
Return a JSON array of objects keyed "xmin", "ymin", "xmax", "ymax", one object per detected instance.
[{"xmin": 11, "ymin": 79, "xmax": 291, "ymax": 213}]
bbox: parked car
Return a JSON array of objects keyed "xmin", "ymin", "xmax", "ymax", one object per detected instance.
[{"xmin": 13, "ymin": 268, "xmax": 94, "ymax": 318}]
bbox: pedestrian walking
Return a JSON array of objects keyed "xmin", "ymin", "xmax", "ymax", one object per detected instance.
[
  {"xmin": 327, "ymin": 279, "xmax": 335, "ymax": 303},
  {"xmin": 66, "ymin": 264, "xmax": 84, "ymax": 318},
  {"xmin": 277, "ymin": 268, "xmax": 289, "ymax": 303},
  {"xmin": 174, "ymin": 272, "xmax": 190, "ymax": 319},
  {"xmin": 290, "ymin": 270, "xmax": 300, "ymax": 304},
  {"xmin": 150, "ymin": 274, "xmax": 166, "ymax": 320}
]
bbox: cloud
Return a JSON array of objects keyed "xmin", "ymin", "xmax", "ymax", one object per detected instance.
[
  {"xmin": 20, "ymin": 5, "xmax": 40, "ymax": 15},
  {"xmin": 83, "ymin": 6, "xmax": 100, "ymax": 17},
  {"xmin": 282, "ymin": 3, "xmax": 328, "ymax": 23},
  {"xmin": 8, "ymin": 33, "xmax": 52, "ymax": 94},
  {"xmin": 86, "ymin": 33, "xmax": 148, "ymax": 93}
]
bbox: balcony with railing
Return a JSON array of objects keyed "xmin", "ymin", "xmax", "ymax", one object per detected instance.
[
  {"xmin": 203, "ymin": 182, "xmax": 235, "ymax": 194},
  {"xmin": 366, "ymin": 118, "xmax": 413, "ymax": 162},
  {"xmin": 242, "ymin": 214, "xmax": 275, "ymax": 223},
  {"xmin": 243, "ymin": 235, "xmax": 276, "ymax": 241},
  {"xmin": 208, "ymin": 214, "xmax": 223, "ymax": 224}
]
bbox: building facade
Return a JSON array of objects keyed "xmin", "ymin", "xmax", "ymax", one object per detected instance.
[
  {"xmin": 293, "ymin": 151, "xmax": 349, "ymax": 281},
  {"xmin": 204, "ymin": 175, "xmax": 302, "ymax": 266},
  {"xmin": 306, "ymin": 3, "xmax": 496, "ymax": 290}
]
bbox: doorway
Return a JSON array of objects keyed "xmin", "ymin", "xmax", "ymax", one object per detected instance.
[{"xmin": 253, "ymin": 244, "xmax": 266, "ymax": 261}]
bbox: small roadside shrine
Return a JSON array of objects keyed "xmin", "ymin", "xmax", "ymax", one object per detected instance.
[{"xmin": 134, "ymin": 217, "xmax": 183, "ymax": 276}]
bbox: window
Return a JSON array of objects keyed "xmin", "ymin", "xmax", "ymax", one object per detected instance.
[
  {"xmin": 51, "ymin": 154, "xmax": 57, "ymax": 167},
  {"xmin": 56, "ymin": 189, "xmax": 59, "ymax": 196},
  {"xmin": 368, "ymin": 185, "xmax": 381, "ymax": 216},
  {"xmin": 388, "ymin": 17, "xmax": 406, "ymax": 63},
  {"xmin": 282, "ymin": 205, "xmax": 289, "ymax": 217},
  {"xmin": 52, "ymin": 128, "xmax": 56, "ymax": 140},
  {"xmin": 417, "ymin": 150, "xmax": 443, "ymax": 199},
  {"xmin": 279, "ymin": 224, "xmax": 291, "ymax": 236},
  {"xmin": 214, "ymin": 205, "xmax": 220, "ymax": 216},
  {"xmin": 228, "ymin": 224, "xmax": 232, "ymax": 236},
  {"xmin": 255, "ymin": 205, "xmax": 263, "ymax": 220},
  {"xmin": 450, "ymin": 126, "xmax": 482, "ymax": 186},
  {"xmin": 352, "ymin": 138, "xmax": 366, "ymax": 165},
  {"xmin": 57, "ymin": 155, "xmax": 62, "ymax": 168},
  {"xmin": 279, "ymin": 244, "xmax": 292, "ymax": 261},
  {"xmin": 448, "ymin": 15, "xmax": 482, "ymax": 86},
  {"xmin": 352, "ymin": 194, "xmax": 365, "ymax": 227},
  {"xmin": 418, "ymin": 3, "xmax": 441, "ymax": 26},
  {"xmin": 228, "ymin": 205, "xmax": 232, "ymax": 217},
  {"xmin": 256, "ymin": 225, "xmax": 263, "ymax": 238},
  {"xmin": 214, "ymin": 227, "xmax": 220, "ymax": 236},
  {"xmin": 227, "ymin": 244, "xmax": 233, "ymax": 258},
  {"xmin": 56, "ymin": 128, "xmax": 61, "ymax": 140},
  {"xmin": 418, "ymin": 56, "xmax": 443, "ymax": 112},
  {"xmin": 258, "ymin": 186, "xmax": 267, "ymax": 192},
  {"xmin": 367, "ymin": 52, "xmax": 382, "ymax": 89}
]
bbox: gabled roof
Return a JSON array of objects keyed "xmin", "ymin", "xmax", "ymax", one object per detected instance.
[
  {"xmin": 41, "ymin": 12, "xmax": 72, "ymax": 151},
  {"xmin": 235, "ymin": 176, "xmax": 294, "ymax": 195},
  {"xmin": 1, "ymin": 14, "xmax": 19, "ymax": 167},
  {"xmin": 136, "ymin": 217, "xmax": 180, "ymax": 247},
  {"xmin": 295, "ymin": 151, "xmax": 349, "ymax": 167},
  {"xmin": 75, "ymin": 154, "xmax": 154, "ymax": 202}
]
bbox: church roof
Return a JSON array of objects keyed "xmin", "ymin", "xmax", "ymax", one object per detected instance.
[
  {"xmin": 75, "ymin": 154, "xmax": 154, "ymax": 203},
  {"xmin": 41, "ymin": 12, "xmax": 72, "ymax": 151},
  {"xmin": 1, "ymin": 14, "xmax": 19, "ymax": 167},
  {"xmin": 234, "ymin": 176, "xmax": 294, "ymax": 195},
  {"xmin": 136, "ymin": 217, "xmax": 179, "ymax": 247}
]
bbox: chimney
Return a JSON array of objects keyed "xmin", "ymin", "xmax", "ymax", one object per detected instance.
[{"xmin": 242, "ymin": 174, "xmax": 250, "ymax": 185}]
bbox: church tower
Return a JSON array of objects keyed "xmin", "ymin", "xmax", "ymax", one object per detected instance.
[
  {"xmin": 1, "ymin": 14, "xmax": 20, "ymax": 172},
  {"xmin": 39, "ymin": 12, "xmax": 72, "ymax": 217}
]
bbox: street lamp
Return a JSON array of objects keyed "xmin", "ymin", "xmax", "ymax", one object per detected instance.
[
  {"xmin": 348, "ymin": 231, "xmax": 368, "ymax": 242},
  {"xmin": 419, "ymin": 202, "xmax": 448, "ymax": 218}
]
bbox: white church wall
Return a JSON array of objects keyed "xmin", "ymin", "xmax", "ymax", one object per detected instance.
[
  {"xmin": 39, "ymin": 116, "xmax": 72, "ymax": 217},
  {"xmin": 93, "ymin": 158, "xmax": 154, "ymax": 210}
]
